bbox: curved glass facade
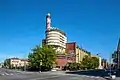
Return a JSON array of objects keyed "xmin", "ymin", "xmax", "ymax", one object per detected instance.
[{"xmin": 46, "ymin": 29, "xmax": 67, "ymax": 48}]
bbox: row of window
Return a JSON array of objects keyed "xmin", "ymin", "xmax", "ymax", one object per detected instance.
[
  {"xmin": 47, "ymin": 41, "xmax": 66, "ymax": 46},
  {"xmin": 46, "ymin": 38, "xmax": 66, "ymax": 44},
  {"xmin": 47, "ymin": 43, "xmax": 66, "ymax": 48},
  {"xmin": 46, "ymin": 33, "xmax": 66, "ymax": 38},
  {"xmin": 46, "ymin": 35, "xmax": 66, "ymax": 42},
  {"xmin": 46, "ymin": 37, "xmax": 66, "ymax": 43},
  {"xmin": 11, "ymin": 61, "xmax": 19, "ymax": 63},
  {"xmin": 46, "ymin": 32, "xmax": 66, "ymax": 39},
  {"xmin": 57, "ymin": 56, "xmax": 75, "ymax": 60}
]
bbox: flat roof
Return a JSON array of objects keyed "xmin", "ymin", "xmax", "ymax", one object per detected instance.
[{"xmin": 45, "ymin": 28, "xmax": 66, "ymax": 36}]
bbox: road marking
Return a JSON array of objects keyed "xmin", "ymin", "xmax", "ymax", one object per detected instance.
[
  {"xmin": 95, "ymin": 77, "xmax": 100, "ymax": 78},
  {"xmin": 90, "ymin": 76, "xmax": 95, "ymax": 78},
  {"xmin": 29, "ymin": 76, "xmax": 59, "ymax": 80},
  {"xmin": 0, "ymin": 73, "xmax": 14, "ymax": 76},
  {"xmin": 1, "ymin": 74, "xmax": 5, "ymax": 75},
  {"xmin": 5, "ymin": 72, "xmax": 9, "ymax": 75},
  {"xmin": 84, "ymin": 75, "xmax": 102, "ymax": 79},
  {"xmin": 10, "ymin": 73, "xmax": 13, "ymax": 75}
]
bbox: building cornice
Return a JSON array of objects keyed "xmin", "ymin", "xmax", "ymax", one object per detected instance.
[{"xmin": 45, "ymin": 28, "xmax": 66, "ymax": 36}]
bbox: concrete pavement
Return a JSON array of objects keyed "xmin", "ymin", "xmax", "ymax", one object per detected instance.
[{"xmin": 1, "ymin": 68, "xmax": 120, "ymax": 80}]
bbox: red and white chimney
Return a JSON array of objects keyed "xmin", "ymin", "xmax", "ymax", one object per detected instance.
[{"xmin": 46, "ymin": 13, "xmax": 51, "ymax": 30}]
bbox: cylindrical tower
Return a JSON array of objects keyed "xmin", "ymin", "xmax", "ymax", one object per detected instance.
[
  {"xmin": 46, "ymin": 13, "xmax": 51, "ymax": 30},
  {"xmin": 45, "ymin": 13, "xmax": 67, "ymax": 54},
  {"xmin": 46, "ymin": 28, "xmax": 67, "ymax": 48}
]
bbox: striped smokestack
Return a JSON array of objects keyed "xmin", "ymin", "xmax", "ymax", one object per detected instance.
[{"xmin": 46, "ymin": 13, "xmax": 51, "ymax": 30}]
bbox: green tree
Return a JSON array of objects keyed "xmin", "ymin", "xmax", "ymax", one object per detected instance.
[
  {"xmin": 28, "ymin": 45, "xmax": 57, "ymax": 71},
  {"xmin": 4, "ymin": 59, "xmax": 11, "ymax": 68},
  {"xmin": 91, "ymin": 57, "xmax": 99, "ymax": 69},
  {"xmin": 81, "ymin": 55, "xmax": 91, "ymax": 69},
  {"xmin": 81, "ymin": 55, "xmax": 99, "ymax": 70},
  {"xmin": 65, "ymin": 62, "xmax": 81, "ymax": 71}
]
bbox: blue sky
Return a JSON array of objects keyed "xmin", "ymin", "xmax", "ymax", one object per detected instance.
[{"xmin": 0, "ymin": 0, "xmax": 120, "ymax": 62}]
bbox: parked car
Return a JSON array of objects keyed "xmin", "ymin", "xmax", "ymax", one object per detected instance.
[{"xmin": 51, "ymin": 68, "xmax": 60, "ymax": 71}]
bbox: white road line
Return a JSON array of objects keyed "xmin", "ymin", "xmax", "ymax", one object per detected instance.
[
  {"xmin": 10, "ymin": 73, "xmax": 13, "ymax": 75},
  {"xmin": 4, "ymin": 72, "xmax": 9, "ymax": 75},
  {"xmin": 95, "ymin": 77, "xmax": 100, "ymax": 78},
  {"xmin": 90, "ymin": 76, "xmax": 95, "ymax": 78},
  {"xmin": 29, "ymin": 76, "xmax": 59, "ymax": 80},
  {"xmin": 1, "ymin": 74, "xmax": 5, "ymax": 75},
  {"xmin": 84, "ymin": 75, "xmax": 102, "ymax": 79},
  {"xmin": 0, "ymin": 73, "xmax": 14, "ymax": 76}
]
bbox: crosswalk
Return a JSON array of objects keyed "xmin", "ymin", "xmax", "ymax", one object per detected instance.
[
  {"xmin": 0, "ymin": 71, "xmax": 38, "ymax": 76},
  {"xmin": 0, "ymin": 72, "xmax": 14, "ymax": 76},
  {"xmin": 84, "ymin": 75, "xmax": 103, "ymax": 79},
  {"xmin": 0, "ymin": 71, "xmax": 25, "ymax": 76}
]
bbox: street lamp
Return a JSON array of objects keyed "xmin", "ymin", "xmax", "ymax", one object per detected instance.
[
  {"xmin": 117, "ymin": 51, "xmax": 120, "ymax": 69},
  {"xmin": 109, "ymin": 52, "xmax": 116, "ymax": 79},
  {"xmin": 39, "ymin": 60, "xmax": 42, "ymax": 73}
]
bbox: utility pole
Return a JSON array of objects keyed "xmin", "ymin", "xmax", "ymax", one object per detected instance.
[
  {"xmin": 110, "ymin": 52, "xmax": 112, "ymax": 75},
  {"xmin": 39, "ymin": 60, "xmax": 42, "ymax": 73},
  {"xmin": 117, "ymin": 38, "xmax": 120, "ymax": 69},
  {"xmin": 118, "ymin": 51, "xmax": 120, "ymax": 69}
]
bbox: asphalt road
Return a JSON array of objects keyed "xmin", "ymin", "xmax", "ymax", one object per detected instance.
[
  {"xmin": 66, "ymin": 69, "xmax": 120, "ymax": 80},
  {"xmin": 0, "ymin": 68, "xmax": 119, "ymax": 80}
]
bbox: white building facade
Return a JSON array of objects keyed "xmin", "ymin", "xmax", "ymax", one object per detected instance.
[
  {"xmin": 46, "ymin": 28, "xmax": 67, "ymax": 48},
  {"xmin": 45, "ymin": 13, "xmax": 67, "ymax": 54}
]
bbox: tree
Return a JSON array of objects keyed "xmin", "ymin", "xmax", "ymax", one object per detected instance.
[
  {"xmin": 28, "ymin": 45, "xmax": 57, "ymax": 71},
  {"xmin": 64, "ymin": 62, "xmax": 81, "ymax": 71},
  {"xmin": 91, "ymin": 57, "xmax": 99, "ymax": 69},
  {"xmin": 81, "ymin": 55, "xmax": 91, "ymax": 69},
  {"xmin": 4, "ymin": 59, "xmax": 11, "ymax": 68},
  {"xmin": 81, "ymin": 55, "xmax": 99, "ymax": 70}
]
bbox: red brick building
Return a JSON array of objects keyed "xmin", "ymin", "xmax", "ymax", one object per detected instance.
[
  {"xmin": 66, "ymin": 42, "xmax": 76, "ymax": 62},
  {"xmin": 56, "ymin": 42, "xmax": 76, "ymax": 69},
  {"xmin": 56, "ymin": 54, "xmax": 67, "ymax": 69}
]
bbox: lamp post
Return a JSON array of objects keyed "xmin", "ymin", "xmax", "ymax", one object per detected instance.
[
  {"xmin": 109, "ymin": 52, "xmax": 116, "ymax": 79},
  {"xmin": 117, "ymin": 52, "xmax": 120, "ymax": 77},
  {"xmin": 39, "ymin": 60, "xmax": 42, "ymax": 73},
  {"xmin": 117, "ymin": 51, "xmax": 120, "ymax": 69}
]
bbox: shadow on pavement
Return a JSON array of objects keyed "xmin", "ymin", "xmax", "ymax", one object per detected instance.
[{"xmin": 65, "ymin": 69, "xmax": 109, "ymax": 78}]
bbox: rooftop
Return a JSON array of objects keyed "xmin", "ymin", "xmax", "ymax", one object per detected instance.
[
  {"xmin": 76, "ymin": 46, "xmax": 91, "ymax": 55},
  {"xmin": 7, "ymin": 58, "xmax": 28, "ymax": 61},
  {"xmin": 10, "ymin": 58, "xmax": 20, "ymax": 60},
  {"xmin": 21, "ymin": 59, "xmax": 28, "ymax": 61},
  {"xmin": 46, "ymin": 27, "xmax": 66, "ymax": 36}
]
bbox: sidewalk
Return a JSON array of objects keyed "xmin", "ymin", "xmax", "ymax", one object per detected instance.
[{"xmin": 116, "ymin": 77, "xmax": 120, "ymax": 80}]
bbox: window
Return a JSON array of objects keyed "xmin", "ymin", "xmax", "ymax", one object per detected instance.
[
  {"xmin": 57, "ymin": 56, "xmax": 66, "ymax": 59},
  {"xmin": 56, "ymin": 66, "xmax": 60, "ymax": 68}
]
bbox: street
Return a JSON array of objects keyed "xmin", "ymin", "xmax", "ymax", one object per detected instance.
[{"xmin": 1, "ymin": 68, "xmax": 120, "ymax": 80}]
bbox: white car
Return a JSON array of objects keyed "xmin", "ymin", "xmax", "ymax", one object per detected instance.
[
  {"xmin": 51, "ymin": 69, "xmax": 57, "ymax": 71},
  {"xmin": 106, "ymin": 70, "xmax": 117, "ymax": 79},
  {"xmin": 51, "ymin": 68, "xmax": 59, "ymax": 71},
  {"xmin": 110, "ymin": 75, "xmax": 116, "ymax": 79}
]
